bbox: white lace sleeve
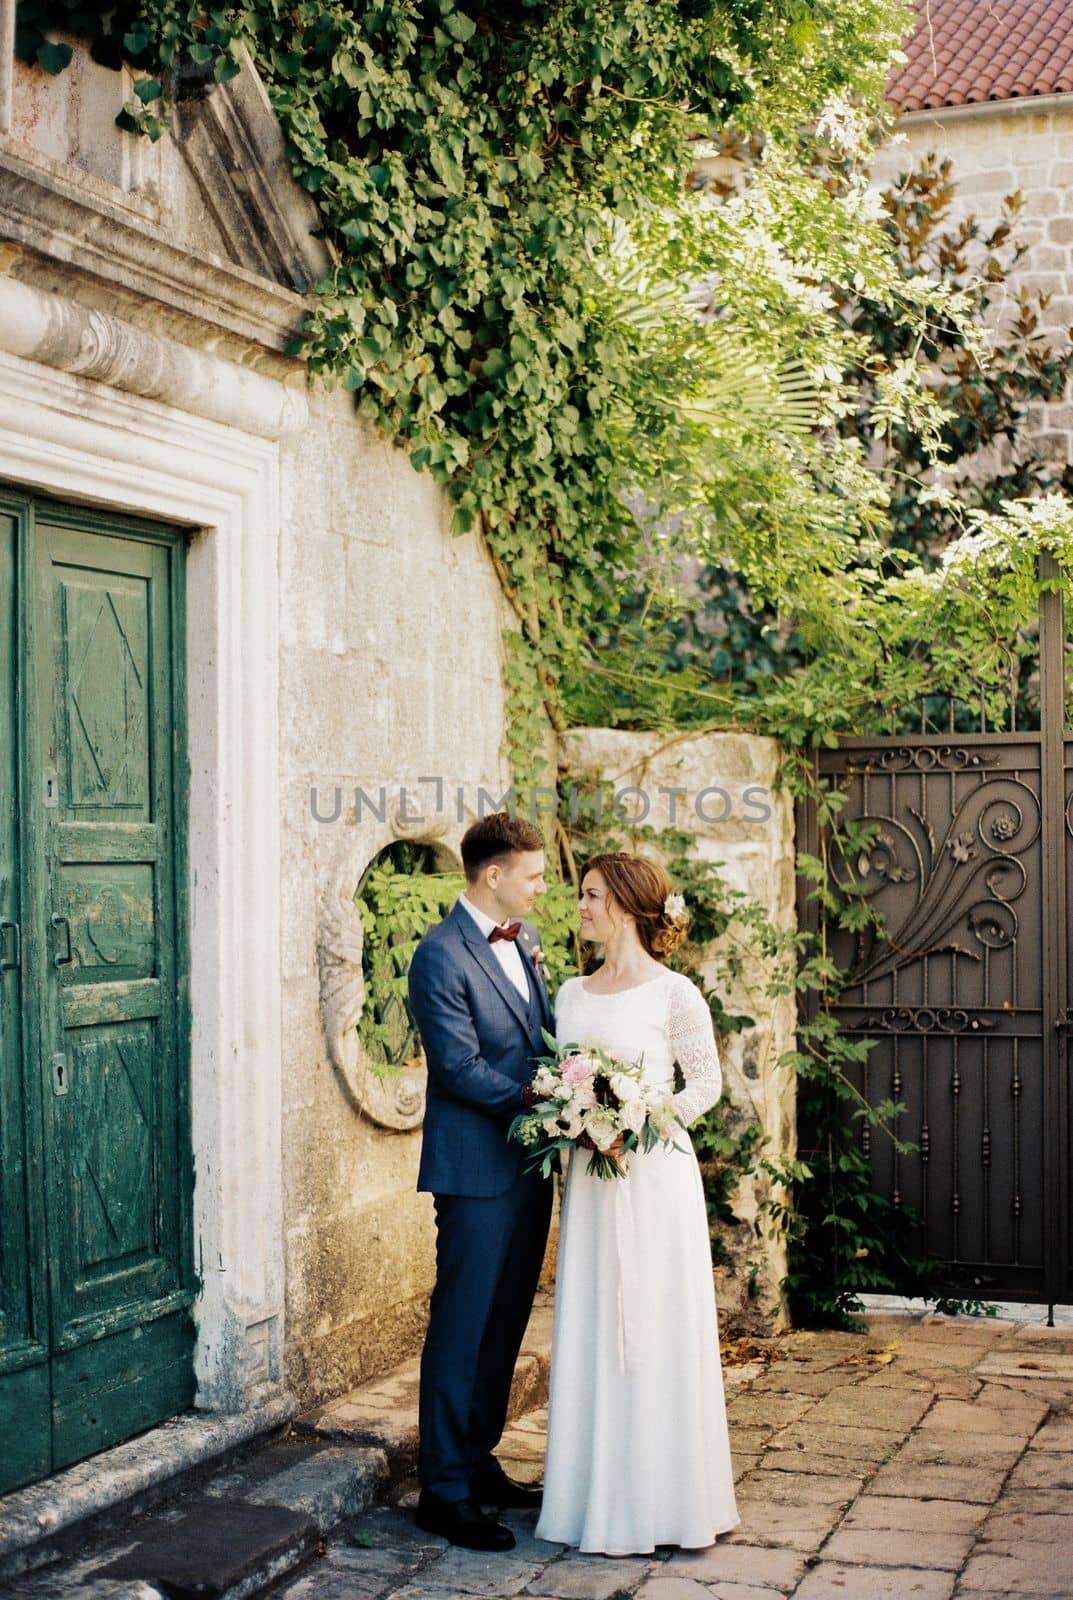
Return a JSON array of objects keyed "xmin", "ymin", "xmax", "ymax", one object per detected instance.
[{"xmin": 666, "ymin": 976, "xmax": 723, "ymax": 1126}]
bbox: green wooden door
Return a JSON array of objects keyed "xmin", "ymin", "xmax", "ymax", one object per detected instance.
[
  {"xmin": 0, "ymin": 505, "xmax": 51, "ymax": 1491},
  {"xmin": 0, "ymin": 496, "xmax": 194, "ymax": 1494}
]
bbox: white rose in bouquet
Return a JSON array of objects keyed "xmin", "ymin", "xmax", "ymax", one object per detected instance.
[
  {"xmin": 620, "ymin": 1097, "xmax": 647, "ymax": 1137},
  {"xmin": 647, "ymin": 1096, "xmax": 679, "ymax": 1141},
  {"xmin": 610, "ymin": 1071, "xmax": 642, "ymax": 1104},
  {"xmin": 532, "ymin": 1065, "xmax": 560, "ymax": 1099},
  {"xmin": 568, "ymin": 1081, "xmax": 598, "ymax": 1110},
  {"xmin": 584, "ymin": 1108, "xmax": 621, "ymax": 1152},
  {"xmin": 556, "ymin": 1110, "xmax": 584, "ymax": 1140}
]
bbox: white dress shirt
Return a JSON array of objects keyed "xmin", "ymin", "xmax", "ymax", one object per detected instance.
[{"xmin": 458, "ymin": 894, "xmax": 530, "ymax": 1001}]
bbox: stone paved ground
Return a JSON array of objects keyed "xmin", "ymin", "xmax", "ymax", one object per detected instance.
[{"xmin": 272, "ymin": 1306, "xmax": 1073, "ymax": 1600}]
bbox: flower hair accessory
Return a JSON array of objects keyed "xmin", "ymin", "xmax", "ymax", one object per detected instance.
[{"xmin": 664, "ymin": 892, "xmax": 687, "ymax": 922}]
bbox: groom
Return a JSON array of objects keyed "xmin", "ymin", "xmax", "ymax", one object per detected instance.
[{"xmin": 407, "ymin": 811, "xmax": 554, "ymax": 1553}]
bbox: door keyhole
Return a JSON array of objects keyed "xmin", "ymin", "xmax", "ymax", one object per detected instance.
[{"xmin": 52, "ymin": 1052, "xmax": 69, "ymax": 1096}]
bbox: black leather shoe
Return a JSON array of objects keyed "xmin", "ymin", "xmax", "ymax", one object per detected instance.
[
  {"xmin": 416, "ymin": 1490, "xmax": 516, "ymax": 1551},
  {"xmin": 470, "ymin": 1462, "xmax": 543, "ymax": 1510}
]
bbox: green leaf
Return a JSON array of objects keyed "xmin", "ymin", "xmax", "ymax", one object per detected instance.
[
  {"xmin": 37, "ymin": 40, "xmax": 74, "ymax": 74},
  {"xmin": 429, "ymin": 144, "xmax": 464, "ymax": 194},
  {"xmin": 334, "ymin": 53, "xmax": 366, "ymax": 89},
  {"xmin": 134, "ymin": 78, "xmax": 163, "ymax": 104},
  {"xmin": 445, "ymin": 12, "xmax": 476, "ymax": 43}
]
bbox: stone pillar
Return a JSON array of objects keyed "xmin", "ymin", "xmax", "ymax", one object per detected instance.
[{"xmin": 558, "ymin": 728, "xmax": 797, "ymax": 1334}]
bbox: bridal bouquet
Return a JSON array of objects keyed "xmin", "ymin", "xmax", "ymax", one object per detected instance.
[{"xmin": 508, "ymin": 1035, "xmax": 682, "ymax": 1180}]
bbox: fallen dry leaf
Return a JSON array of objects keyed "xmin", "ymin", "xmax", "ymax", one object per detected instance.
[
  {"xmin": 837, "ymin": 1342, "xmax": 899, "ymax": 1367},
  {"xmin": 721, "ymin": 1337, "xmax": 780, "ymax": 1368}
]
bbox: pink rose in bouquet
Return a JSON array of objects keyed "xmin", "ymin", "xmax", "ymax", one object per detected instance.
[{"xmin": 561, "ymin": 1052, "xmax": 600, "ymax": 1089}]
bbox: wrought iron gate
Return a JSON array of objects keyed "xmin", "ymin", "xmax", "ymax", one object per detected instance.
[{"xmin": 797, "ymin": 564, "xmax": 1071, "ymax": 1308}]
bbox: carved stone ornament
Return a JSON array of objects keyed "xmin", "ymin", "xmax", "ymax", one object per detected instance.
[
  {"xmin": 0, "ymin": 278, "xmax": 307, "ymax": 440},
  {"xmin": 317, "ymin": 803, "xmax": 457, "ymax": 1131}
]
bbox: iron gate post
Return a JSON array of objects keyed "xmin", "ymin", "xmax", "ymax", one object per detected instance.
[{"xmin": 1039, "ymin": 552, "xmax": 1069, "ymax": 1314}]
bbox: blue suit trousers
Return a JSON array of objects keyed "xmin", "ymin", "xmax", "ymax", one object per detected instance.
[{"xmin": 418, "ymin": 1167, "xmax": 552, "ymax": 1500}]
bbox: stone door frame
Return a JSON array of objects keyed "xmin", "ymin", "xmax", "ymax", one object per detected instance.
[{"xmin": 0, "ymin": 340, "xmax": 292, "ymax": 1411}]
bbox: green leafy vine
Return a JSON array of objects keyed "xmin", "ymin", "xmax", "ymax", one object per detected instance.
[{"xmin": 18, "ymin": 0, "xmax": 916, "ymax": 787}]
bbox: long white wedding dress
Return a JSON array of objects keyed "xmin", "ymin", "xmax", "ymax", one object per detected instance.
[{"xmin": 534, "ymin": 969, "xmax": 739, "ymax": 1555}]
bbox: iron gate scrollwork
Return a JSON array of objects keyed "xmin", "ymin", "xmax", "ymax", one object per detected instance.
[{"xmin": 798, "ymin": 566, "xmax": 1071, "ymax": 1308}]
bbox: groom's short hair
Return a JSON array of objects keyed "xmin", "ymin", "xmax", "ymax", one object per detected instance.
[{"xmin": 461, "ymin": 812, "xmax": 544, "ymax": 880}]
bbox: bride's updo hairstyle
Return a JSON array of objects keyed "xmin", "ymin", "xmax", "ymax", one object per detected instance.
[{"xmin": 582, "ymin": 852, "xmax": 689, "ymax": 958}]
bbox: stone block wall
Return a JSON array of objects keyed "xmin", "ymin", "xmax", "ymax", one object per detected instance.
[
  {"xmin": 873, "ymin": 100, "xmax": 1073, "ymax": 463},
  {"xmin": 557, "ymin": 728, "xmax": 798, "ymax": 1335},
  {"xmin": 277, "ymin": 389, "xmax": 515, "ymax": 1406}
]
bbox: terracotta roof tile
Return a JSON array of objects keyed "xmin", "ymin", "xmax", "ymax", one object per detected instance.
[{"xmin": 888, "ymin": 0, "xmax": 1073, "ymax": 110}]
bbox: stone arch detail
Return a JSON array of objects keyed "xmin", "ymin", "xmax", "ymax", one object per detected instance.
[{"xmin": 317, "ymin": 794, "xmax": 461, "ymax": 1130}]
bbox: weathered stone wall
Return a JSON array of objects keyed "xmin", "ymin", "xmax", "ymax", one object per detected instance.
[
  {"xmin": 557, "ymin": 728, "xmax": 797, "ymax": 1335},
  {"xmin": 278, "ymin": 394, "xmax": 516, "ymax": 1406},
  {"xmin": 873, "ymin": 99, "xmax": 1073, "ymax": 463}
]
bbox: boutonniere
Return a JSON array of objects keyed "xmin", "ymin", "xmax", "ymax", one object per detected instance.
[{"xmin": 528, "ymin": 942, "xmax": 546, "ymax": 977}]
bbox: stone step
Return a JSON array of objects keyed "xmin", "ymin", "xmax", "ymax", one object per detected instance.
[
  {"xmin": 3, "ymin": 1500, "xmax": 320, "ymax": 1600},
  {"xmin": 203, "ymin": 1440, "xmax": 389, "ymax": 1533},
  {"xmin": 0, "ymin": 1440, "xmax": 389, "ymax": 1600},
  {"xmin": 0, "ymin": 1390, "xmax": 297, "ymax": 1584}
]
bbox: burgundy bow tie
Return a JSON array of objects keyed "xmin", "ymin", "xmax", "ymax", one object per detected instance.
[{"xmin": 488, "ymin": 921, "xmax": 523, "ymax": 944}]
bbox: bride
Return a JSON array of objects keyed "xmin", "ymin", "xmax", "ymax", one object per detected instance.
[{"xmin": 534, "ymin": 852, "xmax": 739, "ymax": 1555}]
